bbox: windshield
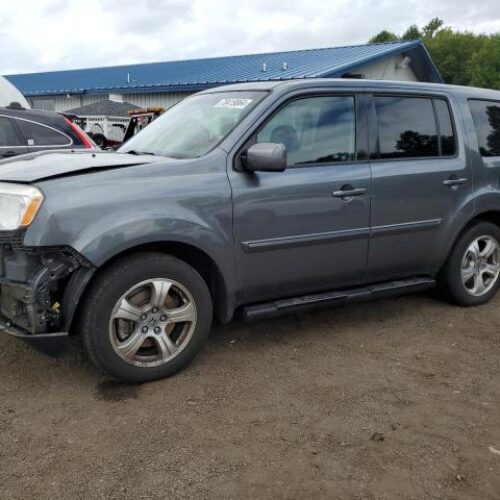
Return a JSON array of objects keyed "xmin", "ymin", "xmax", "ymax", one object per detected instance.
[{"xmin": 119, "ymin": 91, "xmax": 266, "ymax": 158}]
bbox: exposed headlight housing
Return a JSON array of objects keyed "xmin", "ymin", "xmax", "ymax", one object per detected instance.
[{"xmin": 0, "ymin": 182, "xmax": 44, "ymax": 231}]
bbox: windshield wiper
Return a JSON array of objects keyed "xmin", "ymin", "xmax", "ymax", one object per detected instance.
[{"xmin": 125, "ymin": 150, "xmax": 156, "ymax": 156}]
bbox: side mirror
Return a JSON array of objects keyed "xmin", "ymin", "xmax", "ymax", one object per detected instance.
[{"xmin": 243, "ymin": 143, "xmax": 287, "ymax": 172}]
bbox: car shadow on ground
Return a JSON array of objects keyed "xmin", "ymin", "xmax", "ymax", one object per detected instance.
[{"xmin": 0, "ymin": 289, "xmax": 446, "ymax": 393}]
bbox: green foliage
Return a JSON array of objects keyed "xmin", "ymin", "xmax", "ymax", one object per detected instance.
[
  {"xmin": 369, "ymin": 30, "xmax": 399, "ymax": 43},
  {"xmin": 422, "ymin": 18, "xmax": 444, "ymax": 38},
  {"xmin": 470, "ymin": 35, "xmax": 500, "ymax": 89},
  {"xmin": 401, "ymin": 25, "xmax": 421, "ymax": 41},
  {"xmin": 368, "ymin": 19, "xmax": 500, "ymax": 90},
  {"xmin": 425, "ymin": 29, "xmax": 486, "ymax": 86}
]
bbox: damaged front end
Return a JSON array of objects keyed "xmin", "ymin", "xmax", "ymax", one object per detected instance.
[{"xmin": 0, "ymin": 231, "xmax": 94, "ymax": 338}]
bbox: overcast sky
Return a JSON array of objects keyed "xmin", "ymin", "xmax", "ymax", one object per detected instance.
[{"xmin": 1, "ymin": 0, "xmax": 499, "ymax": 75}]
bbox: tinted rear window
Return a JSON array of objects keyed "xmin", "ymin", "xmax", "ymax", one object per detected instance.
[
  {"xmin": 16, "ymin": 119, "xmax": 71, "ymax": 146},
  {"xmin": 375, "ymin": 96, "xmax": 438, "ymax": 159},
  {"xmin": 434, "ymin": 99, "xmax": 456, "ymax": 156},
  {"xmin": 469, "ymin": 100, "xmax": 500, "ymax": 157},
  {"xmin": 374, "ymin": 96, "xmax": 456, "ymax": 160}
]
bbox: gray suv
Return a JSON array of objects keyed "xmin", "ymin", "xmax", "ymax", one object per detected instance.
[{"xmin": 1, "ymin": 79, "xmax": 500, "ymax": 382}]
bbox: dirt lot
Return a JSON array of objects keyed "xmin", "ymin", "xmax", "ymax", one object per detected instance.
[{"xmin": 1, "ymin": 291, "xmax": 500, "ymax": 500}]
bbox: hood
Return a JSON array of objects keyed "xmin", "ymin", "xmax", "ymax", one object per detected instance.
[{"xmin": 0, "ymin": 150, "xmax": 161, "ymax": 183}]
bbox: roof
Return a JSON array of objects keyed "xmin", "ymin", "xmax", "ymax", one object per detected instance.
[
  {"xmin": 65, "ymin": 99, "xmax": 142, "ymax": 117},
  {"xmin": 5, "ymin": 40, "xmax": 442, "ymax": 97},
  {"xmin": 0, "ymin": 105, "xmax": 70, "ymax": 126},
  {"xmin": 210, "ymin": 78, "xmax": 500, "ymax": 101}
]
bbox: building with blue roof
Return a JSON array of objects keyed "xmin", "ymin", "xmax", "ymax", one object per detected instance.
[{"xmin": 4, "ymin": 40, "xmax": 441, "ymax": 113}]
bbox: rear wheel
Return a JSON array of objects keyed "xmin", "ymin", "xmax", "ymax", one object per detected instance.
[
  {"xmin": 92, "ymin": 133, "xmax": 107, "ymax": 149},
  {"xmin": 79, "ymin": 253, "xmax": 212, "ymax": 382},
  {"xmin": 440, "ymin": 221, "xmax": 500, "ymax": 306}
]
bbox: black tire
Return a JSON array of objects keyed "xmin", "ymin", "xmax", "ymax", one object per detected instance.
[
  {"xmin": 79, "ymin": 252, "xmax": 212, "ymax": 383},
  {"xmin": 92, "ymin": 133, "xmax": 107, "ymax": 149},
  {"xmin": 440, "ymin": 221, "xmax": 500, "ymax": 306}
]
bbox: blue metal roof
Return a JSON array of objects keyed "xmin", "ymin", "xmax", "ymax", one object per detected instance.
[{"xmin": 5, "ymin": 40, "xmax": 442, "ymax": 97}]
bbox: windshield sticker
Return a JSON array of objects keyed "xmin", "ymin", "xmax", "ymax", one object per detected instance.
[{"xmin": 214, "ymin": 98, "xmax": 253, "ymax": 109}]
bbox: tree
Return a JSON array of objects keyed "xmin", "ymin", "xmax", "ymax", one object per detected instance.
[
  {"xmin": 401, "ymin": 24, "xmax": 421, "ymax": 41},
  {"xmin": 367, "ymin": 19, "xmax": 500, "ymax": 90},
  {"xmin": 369, "ymin": 30, "xmax": 399, "ymax": 43},
  {"xmin": 425, "ymin": 29, "xmax": 487, "ymax": 86},
  {"xmin": 470, "ymin": 35, "xmax": 500, "ymax": 89},
  {"xmin": 422, "ymin": 18, "xmax": 444, "ymax": 38}
]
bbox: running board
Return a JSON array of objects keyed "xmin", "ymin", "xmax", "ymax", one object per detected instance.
[{"xmin": 242, "ymin": 277, "xmax": 435, "ymax": 321}]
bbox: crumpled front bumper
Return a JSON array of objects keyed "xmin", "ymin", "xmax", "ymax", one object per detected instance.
[
  {"xmin": 0, "ymin": 314, "xmax": 68, "ymax": 338},
  {"xmin": 0, "ymin": 230, "xmax": 92, "ymax": 338}
]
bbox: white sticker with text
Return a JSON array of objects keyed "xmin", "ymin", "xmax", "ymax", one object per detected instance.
[{"xmin": 214, "ymin": 98, "xmax": 253, "ymax": 109}]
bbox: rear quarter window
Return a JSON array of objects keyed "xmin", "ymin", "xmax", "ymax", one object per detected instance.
[{"xmin": 469, "ymin": 99, "xmax": 500, "ymax": 157}]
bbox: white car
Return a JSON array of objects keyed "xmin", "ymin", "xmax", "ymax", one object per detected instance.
[{"xmin": 0, "ymin": 75, "xmax": 29, "ymax": 109}]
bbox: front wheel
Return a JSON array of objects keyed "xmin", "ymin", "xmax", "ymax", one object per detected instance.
[
  {"xmin": 79, "ymin": 253, "xmax": 213, "ymax": 383},
  {"xmin": 440, "ymin": 221, "xmax": 500, "ymax": 306}
]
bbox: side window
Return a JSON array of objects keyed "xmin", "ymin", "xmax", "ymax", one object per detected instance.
[
  {"xmin": 16, "ymin": 119, "xmax": 71, "ymax": 146},
  {"xmin": 0, "ymin": 117, "xmax": 22, "ymax": 147},
  {"xmin": 469, "ymin": 100, "xmax": 500, "ymax": 157},
  {"xmin": 434, "ymin": 99, "xmax": 456, "ymax": 156},
  {"xmin": 256, "ymin": 96, "xmax": 356, "ymax": 166},
  {"xmin": 374, "ymin": 96, "xmax": 438, "ymax": 159}
]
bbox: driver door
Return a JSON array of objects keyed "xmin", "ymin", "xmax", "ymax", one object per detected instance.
[{"xmin": 228, "ymin": 93, "xmax": 372, "ymax": 303}]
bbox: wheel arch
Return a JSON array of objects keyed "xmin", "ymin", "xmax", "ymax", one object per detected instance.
[
  {"xmin": 444, "ymin": 210, "xmax": 500, "ymax": 264},
  {"xmin": 66, "ymin": 240, "xmax": 235, "ymax": 334}
]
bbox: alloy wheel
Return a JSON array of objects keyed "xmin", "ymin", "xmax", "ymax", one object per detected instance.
[
  {"xmin": 108, "ymin": 278, "xmax": 197, "ymax": 367},
  {"xmin": 461, "ymin": 235, "xmax": 500, "ymax": 297}
]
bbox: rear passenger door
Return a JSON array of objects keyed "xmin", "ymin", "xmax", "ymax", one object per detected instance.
[
  {"xmin": 0, "ymin": 116, "xmax": 28, "ymax": 158},
  {"xmin": 14, "ymin": 118, "xmax": 73, "ymax": 152},
  {"xmin": 367, "ymin": 94, "xmax": 472, "ymax": 281}
]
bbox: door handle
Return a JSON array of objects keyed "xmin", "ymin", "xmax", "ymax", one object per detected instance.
[
  {"xmin": 332, "ymin": 186, "xmax": 366, "ymax": 198},
  {"xmin": 443, "ymin": 177, "xmax": 468, "ymax": 186}
]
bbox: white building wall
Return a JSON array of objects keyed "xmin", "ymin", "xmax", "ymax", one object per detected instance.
[
  {"xmin": 31, "ymin": 92, "xmax": 191, "ymax": 113},
  {"xmin": 30, "ymin": 94, "xmax": 104, "ymax": 112},
  {"xmin": 356, "ymin": 54, "xmax": 418, "ymax": 82},
  {"xmin": 120, "ymin": 92, "xmax": 192, "ymax": 109}
]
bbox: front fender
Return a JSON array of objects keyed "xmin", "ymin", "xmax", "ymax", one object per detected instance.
[
  {"xmin": 25, "ymin": 162, "xmax": 232, "ymax": 261},
  {"xmin": 22, "ymin": 161, "xmax": 237, "ymax": 318},
  {"xmin": 74, "ymin": 212, "xmax": 231, "ymax": 268}
]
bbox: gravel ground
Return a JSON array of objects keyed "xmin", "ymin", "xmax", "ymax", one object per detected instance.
[{"xmin": 1, "ymin": 291, "xmax": 500, "ymax": 500}]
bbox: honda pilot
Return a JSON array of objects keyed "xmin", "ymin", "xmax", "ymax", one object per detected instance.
[{"xmin": 0, "ymin": 79, "xmax": 499, "ymax": 382}]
